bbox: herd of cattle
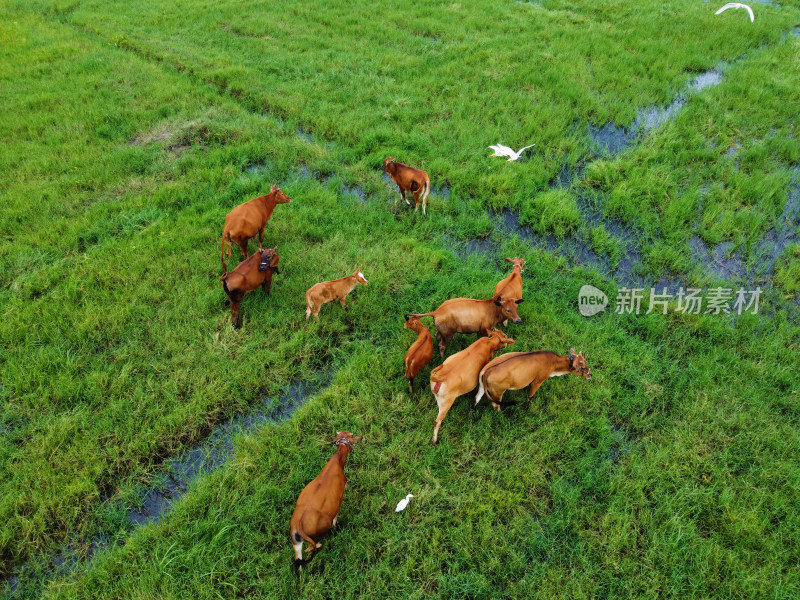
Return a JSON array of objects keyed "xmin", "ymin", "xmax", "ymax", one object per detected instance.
[{"xmin": 216, "ymin": 159, "xmax": 593, "ymax": 571}]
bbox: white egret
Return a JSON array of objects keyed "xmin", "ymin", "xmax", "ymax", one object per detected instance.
[
  {"xmin": 715, "ymin": 3, "xmax": 755, "ymax": 23},
  {"xmin": 489, "ymin": 143, "xmax": 535, "ymax": 161},
  {"xmin": 395, "ymin": 494, "xmax": 414, "ymax": 512}
]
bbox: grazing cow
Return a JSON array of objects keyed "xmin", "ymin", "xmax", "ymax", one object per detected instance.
[
  {"xmin": 494, "ymin": 257, "xmax": 526, "ymax": 326},
  {"xmin": 221, "ymin": 184, "xmax": 291, "ymax": 275},
  {"xmin": 475, "ymin": 347, "xmax": 592, "ymax": 411},
  {"xmin": 403, "ymin": 315, "xmax": 434, "ymax": 393},
  {"xmin": 429, "ymin": 329, "xmax": 515, "ymax": 444},
  {"xmin": 305, "ymin": 268, "xmax": 368, "ymax": 321},
  {"xmin": 382, "ymin": 157, "xmax": 431, "ymax": 215},
  {"xmin": 290, "ymin": 432, "xmax": 363, "ymax": 572},
  {"xmin": 220, "ymin": 247, "xmax": 280, "ymax": 328},
  {"xmin": 408, "ymin": 296, "xmax": 524, "ymax": 357}
]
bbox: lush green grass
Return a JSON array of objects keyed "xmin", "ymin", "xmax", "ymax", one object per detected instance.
[{"xmin": 2, "ymin": 1, "xmax": 800, "ymax": 598}]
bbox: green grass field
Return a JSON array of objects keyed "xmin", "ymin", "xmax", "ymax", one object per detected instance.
[{"xmin": 2, "ymin": 0, "xmax": 800, "ymax": 598}]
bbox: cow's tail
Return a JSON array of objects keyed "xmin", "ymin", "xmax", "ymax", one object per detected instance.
[
  {"xmin": 305, "ymin": 289, "xmax": 314, "ymax": 320},
  {"xmin": 475, "ymin": 368, "xmax": 488, "ymax": 406},
  {"xmin": 421, "ymin": 179, "xmax": 430, "ymax": 215},
  {"xmin": 406, "ymin": 312, "xmax": 435, "ymax": 319},
  {"xmin": 221, "ymin": 232, "xmax": 229, "ymax": 276},
  {"xmin": 475, "ymin": 364, "xmax": 501, "ymax": 406},
  {"xmin": 292, "ymin": 524, "xmax": 318, "ymax": 569}
]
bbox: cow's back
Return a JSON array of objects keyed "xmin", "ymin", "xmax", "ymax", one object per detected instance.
[
  {"xmin": 494, "ymin": 271, "xmax": 522, "ymax": 300},
  {"xmin": 485, "ymin": 351, "xmax": 555, "ymax": 390},
  {"xmin": 224, "ymin": 198, "xmax": 264, "ymax": 235},
  {"xmin": 434, "ymin": 298, "xmax": 497, "ymax": 334}
]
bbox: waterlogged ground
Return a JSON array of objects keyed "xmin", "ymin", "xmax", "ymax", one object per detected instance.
[{"xmin": 2, "ymin": 1, "xmax": 800, "ymax": 598}]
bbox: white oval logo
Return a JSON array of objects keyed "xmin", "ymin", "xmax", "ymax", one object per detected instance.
[{"xmin": 578, "ymin": 285, "xmax": 608, "ymax": 317}]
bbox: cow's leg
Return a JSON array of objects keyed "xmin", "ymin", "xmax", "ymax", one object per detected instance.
[
  {"xmin": 400, "ymin": 188, "xmax": 411, "ymax": 207},
  {"xmin": 408, "ymin": 378, "xmax": 414, "ymax": 394},
  {"xmin": 230, "ymin": 300, "xmax": 241, "ymax": 329},
  {"xmin": 234, "ymin": 236, "xmax": 248, "ymax": 260},
  {"xmin": 526, "ymin": 380, "xmax": 544, "ymax": 407},
  {"xmin": 432, "ymin": 393, "xmax": 455, "ymax": 444},
  {"xmin": 258, "ymin": 226, "xmax": 265, "ymax": 250},
  {"xmin": 332, "ymin": 516, "xmax": 338, "ymax": 528},
  {"xmin": 293, "ymin": 539, "xmax": 304, "ymax": 570},
  {"xmin": 340, "ymin": 297, "xmax": 347, "ymax": 309},
  {"xmin": 492, "ymin": 389, "xmax": 506, "ymax": 412},
  {"xmin": 263, "ymin": 274, "xmax": 273, "ymax": 294},
  {"xmin": 435, "ymin": 329, "xmax": 450, "ymax": 357}
]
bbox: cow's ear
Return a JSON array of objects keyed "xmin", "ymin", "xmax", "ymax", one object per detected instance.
[
  {"xmin": 270, "ymin": 183, "xmax": 277, "ymax": 191},
  {"xmin": 515, "ymin": 298, "xmax": 524, "ymax": 304},
  {"xmin": 494, "ymin": 300, "xmax": 502, "ymax": 306},
  {"xmin": 505, "ymin": 257, "xmax": 514, "ymax": 263},
  {"xmin": 352, "ymin": 436, "xmax": 363, "ymax": 443}
]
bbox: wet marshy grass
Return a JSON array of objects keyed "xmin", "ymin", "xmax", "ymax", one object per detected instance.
[{"xmin": 3, "ymin": 1, "xmax": 800, "ymax": 598}]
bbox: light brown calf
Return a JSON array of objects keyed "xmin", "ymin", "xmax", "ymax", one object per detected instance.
[
  {"xmin": 305, "ymin": 268, "xmax": 368, "ymax": 321},
  {"xmin": 429, "ymin": 329, "xmax": 514, "ymax": 444},
  {"xmin": 403, "ymin": 315, "xmax": 434, "ymax": 393},
  {"xmin": 220, "ymin": 247, "xmax": 280, "ymax": 328},
  {"xmin": 382, "ymin": 157, "xmax": 431, "ymax": 215},
  {"xmin": 494, "ymin": 257, "xmax": 525, "ymax": 300},
  {"xmin": 494, "ymin": 257, "xmax": 526, "ymax": 326},
  {"xmin": 290, "ymin": 432, "xmax": 363, "ymax": 572},
  {"xmin": 475, "ymin": 347, "xmax": 592, "ymax": 411},
  {"xmin": 221, "ymin": 184, "xmax": 291, "ymax": 275},
  {"xmin": 408, "ymin": 296, "xmax": 523, "ymax": 356}
]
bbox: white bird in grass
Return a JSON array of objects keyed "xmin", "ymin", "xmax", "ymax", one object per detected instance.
[
  {"xmin": 489, "ymin": 143, "xmax": 535, "ymax": 162},
  {"xmin": 715, "ymin": 3, "xmax": 755, "ymax": 23},
  {"xmin": 395, "ymin": 494, "xmax": 414, "ymax": 512}
]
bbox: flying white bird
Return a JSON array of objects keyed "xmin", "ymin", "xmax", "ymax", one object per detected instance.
[
  {"xmin": 489, "ymin": 143, "xmax": 535, "ymax": 162},
  {"xmin": 395, "ymin": 494, "xmax": 414, "ymax": 513},
  {"xmin": 715, "ymin": 3, "xmax": 754, "ymax": 23}
]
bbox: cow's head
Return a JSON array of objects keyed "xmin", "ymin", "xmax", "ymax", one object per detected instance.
[
  {"xmin": 354, "ymin": 268, "xmax": 369, "ymax": 285},
  {"xmin": 569, "ymin": 346, "xmax": 592, "ymax": 379},
  {"xmin": 268, "ymin": 246, "xmax": 280, "ymax": 273},
  {"xmin": 269, "ymin": 183, "xmax": 292, "ymax": 203},
  {"xmin": 333, "ymin": 431, "xmax": 363, "ymax": 448},
  {"xmin": 504, "ymin": 257, "xmax": 526, "ymax": 272},
  {"xmin": 494, "ymin": 296, "xmax": 524, "ymax": 324},
  {"xmin": 404, "ymin": 314, "xmax": 424, "ymax": 331},
  {"xmin": 382, "ymin": 157, "xmax": 396, "ymax": 172},
  {"xmin": 487, "ymin": 328, "xmax": 515, "ymax": 348}
]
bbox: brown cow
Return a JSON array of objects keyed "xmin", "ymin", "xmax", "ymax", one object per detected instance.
[
  {"xmin": 494, "ymin": 257, "xmax": 526, "ymax": 326},
  {"xmin": 382, "ymin": 157, "xmax": 431, "ymax": 215},
  {"xmin": 290, "ymin": 432, "xmax": 363, "ymax": 572},
  {"xmin": 475, "ymin": 347, "xmax": 592, "ymax": 411},
  {"xmin": 403, "ymin": 315, "xmax": 434, "ymax": 393},
  {"xmin": 220, "ymin": 247, "xmax": 280, "ymax": 328},
  {"xmin": 429, "ymin": 329, "xmax": 514, "ymax": 444},
  {"xmin": 305, "ymin": 268, "xmax": 369, "ymax": 321},
  {"xmin": 221, "ymin": 184, "xmax": 291, "ymax": 275},
  {"xmin": 408, "ymin": 296, "xmax": 524, "ymax": 357}
]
